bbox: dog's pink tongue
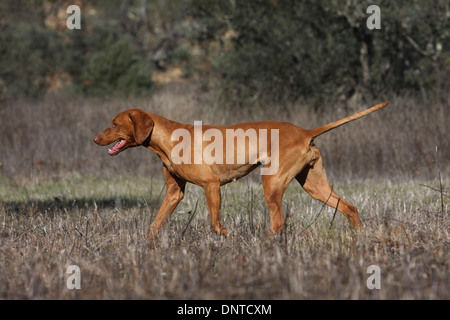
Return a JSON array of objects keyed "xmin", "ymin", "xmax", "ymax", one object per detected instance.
[{"xmin": 108, "ymin": 139, "xmax": 126, "ymax": 155}]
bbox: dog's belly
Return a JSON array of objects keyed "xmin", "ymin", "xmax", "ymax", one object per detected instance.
[{"xmin": 211, "ymin": 163, "xmax": 260, "ymax": 185}]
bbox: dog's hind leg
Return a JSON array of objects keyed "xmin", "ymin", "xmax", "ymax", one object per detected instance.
[
  {"xmin": 262, "ymin": 174, "xmax": 290, "ymax": 236},
  {"xmin": 295, "ymin": 150, "xmax": 362, "ymax": 229}
]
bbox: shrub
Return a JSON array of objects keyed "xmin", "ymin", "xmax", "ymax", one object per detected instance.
[
  {"xmin": 0, "ymin": 24, "xmax": 64, "ymax": 98},
  {"xmin": 80, "ymin": 25, "xmax": 154, "ymax": 97}
]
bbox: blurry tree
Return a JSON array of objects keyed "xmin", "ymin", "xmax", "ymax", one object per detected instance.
[
  {"xmin": 380, "ymin": 0, "xmax": 449, "ymax": 101},
  {"xmin": 191, "ymin": 0, "xmax": 449, "ymax": 107},
  {"xmin": 0, "ymin": 0, "xmax": 155, "ymax": 98},
  {"xmin": 0, "ymin": 1, "xmax": 66, "ymax": 97},
  {"xmin": 192, "ymin": 0, "xmax": 348, "ymax": 105},
  {"xmin": 0, "ymin": 0, "xmax": 448, "ymax": 104},
  {"xmin": 80, "ymin": 23, "xmax": 154, "ymax": 96}
]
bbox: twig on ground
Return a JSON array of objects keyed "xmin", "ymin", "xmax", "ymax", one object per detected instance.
[{"xmin": 181, "ymin": 199, "xmax": 199, "ymax": 238}]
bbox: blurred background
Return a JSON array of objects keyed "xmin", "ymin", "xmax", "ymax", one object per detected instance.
[{"xmin": 0, "ymin": 0, "xmax": 448, "ymax": 181}]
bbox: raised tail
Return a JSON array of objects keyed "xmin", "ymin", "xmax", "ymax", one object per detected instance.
[{"xmin": 307, "ymin": 102, "xmax": 389, "ymax": 139}]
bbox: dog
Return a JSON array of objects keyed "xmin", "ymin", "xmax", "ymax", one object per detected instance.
[{"xmin": 93, "ymin": 102, "xmax": 388, "ymax": 239}]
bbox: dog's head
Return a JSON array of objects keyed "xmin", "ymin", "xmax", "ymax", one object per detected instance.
[{"xmin": 93, "ymin": 108, "xmax": 154, "ymax": 156}]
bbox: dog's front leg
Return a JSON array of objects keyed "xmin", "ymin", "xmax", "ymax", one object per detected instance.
[
  {"xmin": 203, "ymin": 182, "xmax": 228, "ymax": 237},
  {"xmin": 147, "ymin": 167, "xmax": 186, "ymax": 240}
]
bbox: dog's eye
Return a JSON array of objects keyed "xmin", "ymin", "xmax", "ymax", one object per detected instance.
[{"xmin": 112, "ymin": 123, "xmax": 118, "ymax": 129}]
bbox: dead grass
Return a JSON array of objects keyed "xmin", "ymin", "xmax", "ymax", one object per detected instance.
[
  {"xmin": 0, "ymin": 175, "xmax": 448, "ymax": 299},
  {"xmin": 0, "ymin": 84, "xmax": 448, "ymax": 299},
  {"xmin": 0, "ymin": 83, "xmax": 448, "ymax": 181}
]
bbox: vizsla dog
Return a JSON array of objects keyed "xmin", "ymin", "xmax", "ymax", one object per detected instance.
[{"xmin": 93, "ymin": 102, "xmax": 388, "ymax": 239}]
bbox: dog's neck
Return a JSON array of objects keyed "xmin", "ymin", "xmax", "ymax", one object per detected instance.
[{"xmin": 144, "ymin": 113, "xmax": 186, "ymax": 169}]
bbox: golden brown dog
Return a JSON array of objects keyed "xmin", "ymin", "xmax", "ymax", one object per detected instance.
[{"xmin": 93, "ymin": 102, "xmax": 388, "ymax": 239}]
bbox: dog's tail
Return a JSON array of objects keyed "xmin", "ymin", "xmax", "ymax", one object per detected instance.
[{"xmin": 307, "ymin": 102, "xmax": 389, "ymax": 139}]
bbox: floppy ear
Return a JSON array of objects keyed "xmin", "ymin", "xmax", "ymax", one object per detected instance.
[{"xmin": 128, "ymin": 110, "xmax": 154, "ymax": 145}]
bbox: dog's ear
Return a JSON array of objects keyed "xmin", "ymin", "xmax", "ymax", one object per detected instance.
[{"xmin": 128, "ymin": 109, "xmax": 154, "ymax": 145}]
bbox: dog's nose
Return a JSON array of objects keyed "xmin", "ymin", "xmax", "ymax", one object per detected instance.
[{"xmin": 93, "ymin": 136, "xmax": 99, "ymax": 144}]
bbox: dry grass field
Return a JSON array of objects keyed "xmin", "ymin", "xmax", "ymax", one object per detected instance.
[
  {"xmin": 0, "ymin": 85, "xmax": 448, "ymax": 299},
  {"xmin": 0, "ymin": 175, "xmax": 448, "ymax": 299}
]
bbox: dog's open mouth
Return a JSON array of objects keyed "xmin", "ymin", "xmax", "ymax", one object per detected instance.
[{"xmin": 108, "ymin": 139, "xmax": 127, "ymax": 156}]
